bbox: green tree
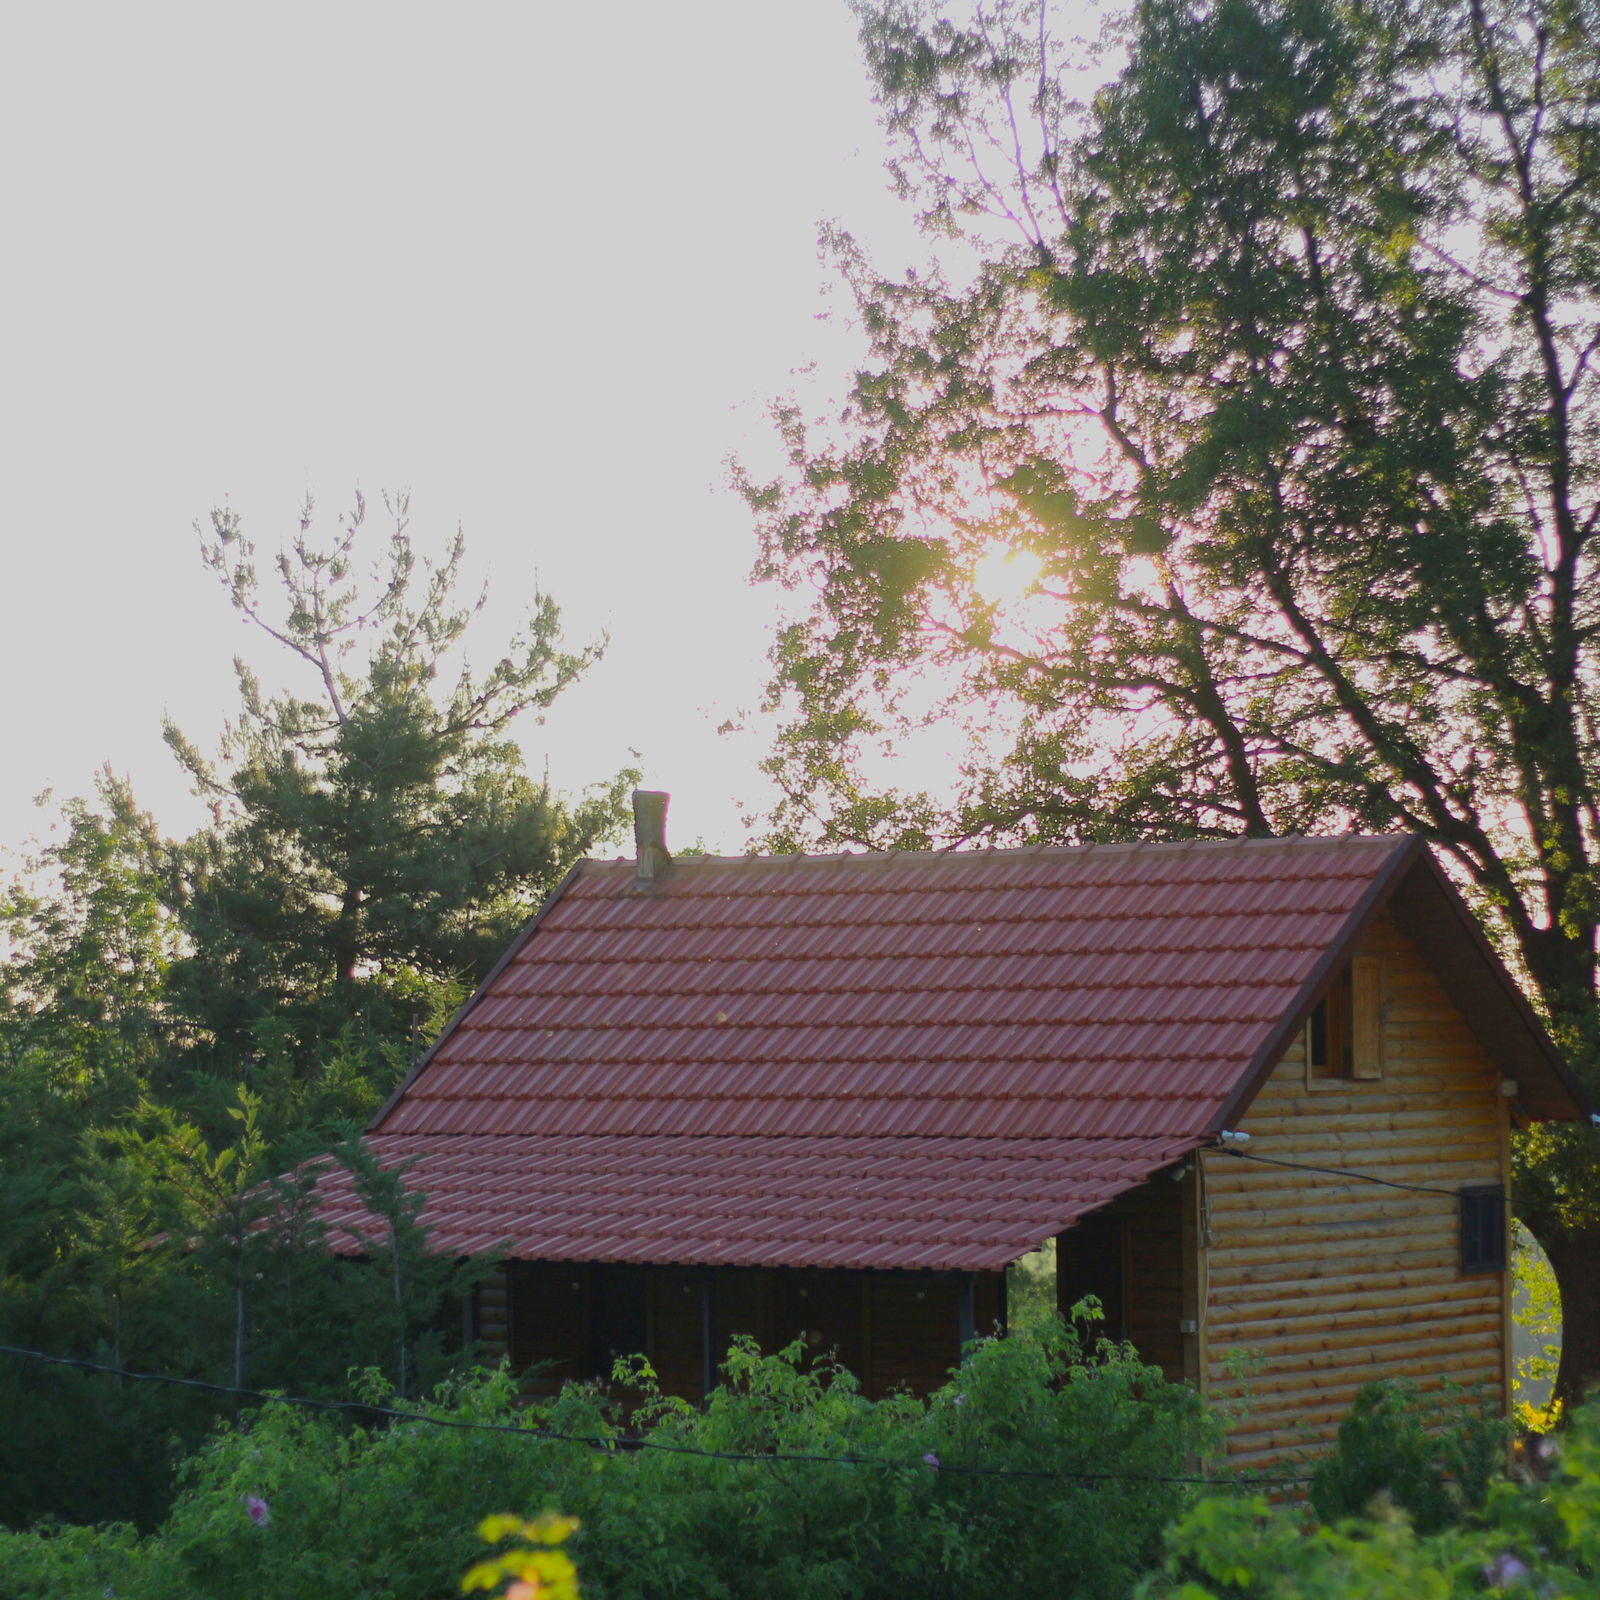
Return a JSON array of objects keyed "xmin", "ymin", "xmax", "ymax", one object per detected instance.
[
  {"xmin": 0, "ymin": 792, "xmax": 175, "ymax": 1109},
  {"xmin": 746, "ymin": 0, "xmax": 1600, "ymax": 1402},
  {"xmin": 161, "ymin": 491, "xmax": 634, "ymax": 1080},
  {"xmin": 328, "ymin": 1138, "xmax": 499, "ymax": 1400}
]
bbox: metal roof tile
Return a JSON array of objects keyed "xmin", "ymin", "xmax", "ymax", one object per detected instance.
[
  {"xmin": 306, "ymin": 1131, "xmax": 1202, "ymax": 1272},
  {"xmin": 357, "ymin": 835, "xmax": 1429, "ymax": 1252}
]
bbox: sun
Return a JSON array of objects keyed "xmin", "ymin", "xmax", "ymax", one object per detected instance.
[{"xmin": 971, "ymin": 545, "xmax": 1045, "ymax": 609}]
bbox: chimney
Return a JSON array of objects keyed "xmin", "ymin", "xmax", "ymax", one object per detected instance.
[{"xmin": 633, "ymin": 789, "xmax": 671, "ymax": 884}]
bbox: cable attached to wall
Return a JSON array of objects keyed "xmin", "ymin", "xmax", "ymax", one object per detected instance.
[{"xmin": 1208, "ymin": 1144, "xmax": 1509, "ymax": 1202}]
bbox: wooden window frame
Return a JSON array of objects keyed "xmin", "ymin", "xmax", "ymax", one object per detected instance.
[{"xmin": 1304, "ymin": 956, "xmax": 1384, "ymax": 1089}]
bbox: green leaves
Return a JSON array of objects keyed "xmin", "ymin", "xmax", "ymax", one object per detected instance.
[
  {"xmin": 0, "ymin": 1322, "xmax": 1218, "ymax": 1600},
  {"xmin": 463, "ymin": 1513, "xmax": 581, "ymax": 1600},
  {"xmin": 163, "ymin": 495, "xmax": 635, "ymax": 1077}
]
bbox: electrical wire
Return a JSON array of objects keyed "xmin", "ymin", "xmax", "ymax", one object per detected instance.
[
  {"xmin": 0, "ymin": 1343, "xmax": 1310, "ymax": 1488},
  {"xmin": 1211, "ymin": 1146, "xmax": 1506, "ymax": 1201}
]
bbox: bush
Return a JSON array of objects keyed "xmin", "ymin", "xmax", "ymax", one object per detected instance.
[
  {"xmin": 1309, "ymin": 1379, "xmax": 1508, "ymax": 1534},
  {"xmin": 0, "ymin": 1315, "xmax": 1219, "ymax": 1600},
  {"xmin": 1142, "ymin": 1400, "xmax": 1600, "ymax": 1599}
]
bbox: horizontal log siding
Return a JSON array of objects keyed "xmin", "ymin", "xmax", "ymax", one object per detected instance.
[{"xmin": 1205, "ymin": 910, "xmax": 1509, "ymax": 1466}]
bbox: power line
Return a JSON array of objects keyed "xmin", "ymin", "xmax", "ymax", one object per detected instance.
[
  {"xmin": 0, "ymin": 1343, "xmax": 1309, "ymax": 1488},
  {"xmin": 1213, "ymin": 1146, "xmax": 1505, "ymax": 1201}
]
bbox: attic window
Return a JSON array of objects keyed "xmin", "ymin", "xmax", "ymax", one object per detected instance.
[
  {"xmin": 1305, "ymin": 956, "xmax": 1384, "ymax": 1086},
  {"xmin": 1459, "ymin": 1186, "xmax": 1507, "ymax": 1274},
  {"xmin": 1307, "ymin": 965, "xmax": 1352, "ymax": 1080}
]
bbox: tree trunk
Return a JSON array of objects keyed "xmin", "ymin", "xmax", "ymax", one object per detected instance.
[
  {"xmin": 335, "ymin": 886, "xmax": 363, "ymax": 989},
  {"xmin": 1542, "ymin": 1227, "xmax": 1600, "ymax": 1416}
]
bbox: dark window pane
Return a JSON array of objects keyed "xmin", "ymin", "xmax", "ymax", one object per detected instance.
[{"xmin": 1459, "ymin": 1187, "xmax": 1506, "ymax": 1273}]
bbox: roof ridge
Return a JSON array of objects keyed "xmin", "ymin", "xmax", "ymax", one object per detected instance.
[
  {"xmin": 512, "ymin": 974, "xmax": 1304, "ymax": 996},
  {"xmin": 584, "ymin": 832, "xmax": 1409, "ymax": 873}
]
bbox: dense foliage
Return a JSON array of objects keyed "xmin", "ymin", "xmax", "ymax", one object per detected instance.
[
  {"xmin": 745, "ymin": 0, "xmax": 1600, "ymax": 1402},
  {"xmin": 1144, "ymin": 1399, "xmax": 1600, "ymax": 1598},
  {"xmin": 0, "ymin": 1322, "xmax": 1219, "ymax": 1600},
  {"xmin": 0, "ymin": 495, "xmax": 631, "ymax": 1529}
]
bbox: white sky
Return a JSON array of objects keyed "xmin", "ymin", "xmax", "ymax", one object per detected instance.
[{"xmin": 0, "ymin": 2, "xmax": 927, "ymax": 861}]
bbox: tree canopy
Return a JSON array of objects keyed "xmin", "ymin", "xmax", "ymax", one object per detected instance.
[
  {"xmin": 745, "ymin": 0, "xmax": 1600, "ymax": 1396},
  {"xmin": 162, "ymin": 491, "xmax": 634, "ymax": 1072},
  {"xmin": 0, "ymin": 492, "xmax": 632, "ymax": 1527}
]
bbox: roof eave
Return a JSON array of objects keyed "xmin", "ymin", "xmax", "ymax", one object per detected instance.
[
  {"xmin": 366, "ymin": 858, "xmax": 589, "ymax": 1134},
  {"xmin": 1386, "ymin": 851, "xmax": 1588, "ymax": 1122},
  {"xmin": 1208, "ymin": 835, "xmax": 1420, "ymax": 1136},
  {"xmin": 1208, "ymin": 836, "xmax": 1588, "ymax": 1134}
]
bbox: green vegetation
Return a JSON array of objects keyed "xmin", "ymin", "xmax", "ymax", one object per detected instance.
[
  {"xmin": 0, "ymin": 1320, "xmax": 1218, "ymax": 1600},
  {"xmin": 464, "ymin": 1512, "xmax": 582, "ymax": 1600},
  {"xmin": 1307, "ymin": 1381, "xmax": 1508, "ymax": 1536},
  {"xmin": 744, "ymin": 0, "xmax": 1600, "ymax": 1401},
  {"xmin": 1514, "ymin": 1224, "xmax": 1563, "ymax": 1430},
  {"xmin": 0, "ymin": 495, "xmax": 632, "ymax": 1530},
  {"xmin": 1145, "ymin": 1396, "xmax": 1600, "ymax": 1598}
]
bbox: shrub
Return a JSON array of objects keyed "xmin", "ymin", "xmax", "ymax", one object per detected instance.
[
  {"xmin": 1308, "ymin": 1379, "xmax": 1508, "ymax": 1534},
  {"xmin": 0, "ymin": 1315, "xmax": 1219, "ymax": 1600},
  {"xmin": 1142, "ymin": 1400, "xmax": 1600, "ymax": 1599}
]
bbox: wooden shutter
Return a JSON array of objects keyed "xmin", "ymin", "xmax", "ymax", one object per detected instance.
[{"xmin": 1351, "ymin": 954, "xmax": 1384, "ymax": 1080}]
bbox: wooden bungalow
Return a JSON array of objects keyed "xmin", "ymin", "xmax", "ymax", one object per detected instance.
[{"xmin": 310, "ymin": 796, "xmax": 1587, "ymax": 1468}]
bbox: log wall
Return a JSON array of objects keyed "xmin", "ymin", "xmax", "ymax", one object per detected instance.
[
  {"xmin": 1204, "ymin": 910, "xmax": 1511, "ymax": 1470},
  {"xmin": 1057, "ymin": 1176, "xmax": 1188, "ymax": 1380},
  {"xmin": 477, "ymin": 1261, "xmax": 1001, "ymax": 1405}
]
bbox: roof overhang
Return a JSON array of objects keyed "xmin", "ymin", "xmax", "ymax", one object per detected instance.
[
  {"xmin": 308, "ymin": 1131, "xmax": 1203, "ymax": 1274},
  {"xmin": 1211, "ymin": 838, "xmax": 1587, "ymax": 1131}
]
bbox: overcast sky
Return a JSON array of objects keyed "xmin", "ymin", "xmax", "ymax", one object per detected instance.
[{"xmin": 0, "ymin": 2, "xmax": 928, "ymax": 862}]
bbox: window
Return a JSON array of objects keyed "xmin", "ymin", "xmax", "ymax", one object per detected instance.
[
  {"xmin": 1307, "ymin": 965, "xmax": 1353, "ymax": 1080},
  {"xmin": 1459, "ymin": 1186, "xmax": 1507, "ymax": 1274},
  {"xmin": 1305, "ymin": 956, "xmax": 1384, "ymax": 1085}
]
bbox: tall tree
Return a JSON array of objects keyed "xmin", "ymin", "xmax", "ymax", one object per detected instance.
[
  {"xmin": 0, "ymin": 792, "xmax": 175, "ymax": 1109},
  {"xmin": 162, "ymin": 491, "xmax": 634, "ymax": 1079},
  {"xmin": 745, "ymin": 0, "xmax": 1600, "ymax": 1400}
]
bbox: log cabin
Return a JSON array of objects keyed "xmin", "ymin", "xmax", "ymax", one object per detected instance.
[{"xmin": 309, "ymin": 795, "xmax": 1587, "ymax": 1467}]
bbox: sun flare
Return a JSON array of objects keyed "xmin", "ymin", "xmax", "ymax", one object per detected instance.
[{"xmin": 971, "ymin": 545, "xmax": 1045, "ymax": 608}]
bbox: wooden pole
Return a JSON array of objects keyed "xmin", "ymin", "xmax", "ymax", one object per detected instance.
[
  {"xmin": 957, "ymin": 1272, "xmax": 976, "ymax": 1354},
  {"xmin": 701, "ymin": 1268, "xmax": 717, "ymax": 1407}
]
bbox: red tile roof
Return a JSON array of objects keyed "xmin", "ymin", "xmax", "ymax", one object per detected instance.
[
  {"xmin": 314, "ymin": 833, "xmax": 1513, "ymax": 1272},
  {"xmin": 376, "ymin": 835, "xmax": 1406, "ymax": 1145},
  {"xmin": 304, "ymin": 1132, "xmax": 1198, "ymax": 1272}
]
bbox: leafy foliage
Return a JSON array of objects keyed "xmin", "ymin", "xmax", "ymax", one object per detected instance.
[
  {"xmin": 0, "ymin": 1319, "xmax": 1218, "ymax": 1600},
  {"xmin": 1512, "ymin": 1224, "xmax": 1562, "ymax": 1430},
  {"xmin": 464, "ymin": 1513, "xmax": 582, "ymax": 1600},
  {"xmin": 1307, "ymin": 1380, "xmax": 1508, "ymax": 1535},
  {"xmin": 746, "ymin": 0, "xmax": 1600, "ymax": 1401},
  {"xmin": 163, "ymin": 491, "xmax": 633, "ymax": 1073},
  {"xmin": 0, "ymin": 495, "xmax": 628, "ymax": 1529},
  {"xmin": 1143, "ymin": 1400, "xmax": 1600, "ymax": 1598}
]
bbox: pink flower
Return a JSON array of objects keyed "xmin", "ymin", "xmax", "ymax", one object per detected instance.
[
  {"xmin": 922, "ymin": 1452, "xmax": 940, "ymax": 1471},
  {"xmin": 245, "ymin": 1494, "xmax": 271, "ymax": 1528},
  {"xmin": 1483, "ymin": 1553, "xmax": 1530, "ymax": 1588}
]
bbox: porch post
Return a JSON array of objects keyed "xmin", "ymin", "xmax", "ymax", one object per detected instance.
[
  {"xmin": 957, "ymin": 1271, "xmax": 976, "ymax": 1353},
  {"xmin": 700, "ymin": 1268, "xmax": 717, "ymax": 1407}
]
